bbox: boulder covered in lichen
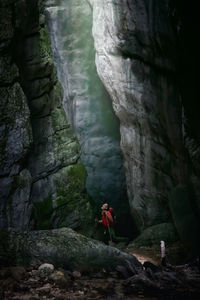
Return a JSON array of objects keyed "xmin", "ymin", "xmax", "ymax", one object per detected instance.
[{"xmin": 0, "ymin": 228, "xmax": 142, "ymax": 274}]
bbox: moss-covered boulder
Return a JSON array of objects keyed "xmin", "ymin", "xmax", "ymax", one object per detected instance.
[
  {"xmin": 129, "ymin": 223, "xmax": 179, "ymax": 248},
  {"xmin": 0, "ymin": 228, "xmax": 142, "ymax": 273}
]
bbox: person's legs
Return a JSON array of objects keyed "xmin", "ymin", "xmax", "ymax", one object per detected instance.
[
  {"xmin": 109, "ymin": 227, "xmax": 128, "ymax": 243},
  {"xmin": 103, "ymin": 227, "xmax": 110, "ymax": 245}
]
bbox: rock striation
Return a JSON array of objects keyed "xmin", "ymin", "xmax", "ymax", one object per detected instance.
[
  {"xmin": 0, "ymin": 0, "xmax": 96, "ymax": 235},
  {"xmin": 90, "ymin": 0, "xmax": 187, "ymax": 231}
]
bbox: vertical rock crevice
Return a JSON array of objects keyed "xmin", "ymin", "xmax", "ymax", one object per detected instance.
[{"xmin": 44, "ymin": 0, "xmax": 136, "ymax": 238}]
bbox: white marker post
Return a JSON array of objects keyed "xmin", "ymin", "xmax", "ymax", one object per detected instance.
[{"xmin": 160, "ymin": 240, "xmax": 166, "ymax": 266}]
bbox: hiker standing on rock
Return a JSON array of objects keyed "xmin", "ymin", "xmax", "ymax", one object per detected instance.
[{"xmin": 98, "ymin": 203, "xmax": 128, "ymax": 245}]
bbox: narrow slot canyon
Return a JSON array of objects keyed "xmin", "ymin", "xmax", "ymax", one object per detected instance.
[{"xmin": 0, "ymin": 0, "xmax": 200, "ymax": 299}]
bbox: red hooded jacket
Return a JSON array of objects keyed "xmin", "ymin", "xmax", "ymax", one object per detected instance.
[{"xmin": 101, "ymin": 210, "xmax": 114, "ymax": 227}]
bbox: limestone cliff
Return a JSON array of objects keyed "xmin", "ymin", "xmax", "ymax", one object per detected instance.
[
  {"xmin": 90, "ymin": 0, "xmax": 186, "ymax": 229},
  {"xmin": 0, "ymin": 0, "xmax": 96, "ymax": 236},
  {"xmin": 89, "ymin": 0, "xmax": 200, "ymax": 252}
]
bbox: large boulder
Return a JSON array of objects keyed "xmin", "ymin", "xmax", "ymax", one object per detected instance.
[
  {"xmin": 129, "ymin": 223, "xmax": 179, "ymax": 248},
  {"xmin": 0, "ymin": 228, "xmax": 142, "ymax": 273}
]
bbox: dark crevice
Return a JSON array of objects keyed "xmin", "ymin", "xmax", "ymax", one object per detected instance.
[
  {"xmin": 169, "ymin": 0, "xmax": 200, "ymax": 142},
  {"xmin": 118, "ymin": 50, "xmax": 176, "ymax": 75}
]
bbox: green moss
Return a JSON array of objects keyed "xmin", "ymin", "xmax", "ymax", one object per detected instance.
[
  {"xmin": 132, "ymin": 223, "xmax": 178, "ymax": 247},
  {"xmin": 67, "ymin": 163, "xmax": 87, "ymax": 187},
  {"xmin": 33, "ymin": 195, "xmax": 53, "ymax": 230},
  {"xmin": 56, "ymin": 163, "xmax": 87, "ymax": 207},
  {"xmin": 53, "ymin": 163, "xmax": 98, "ymax": 236},
  {"xmin": 39, "ymin": 27, "xmax": 52, "ymax": 63}
]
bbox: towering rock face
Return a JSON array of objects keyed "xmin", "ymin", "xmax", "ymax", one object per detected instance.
[
  {"xmin": 0, "ymin": 0, "xmax": 33, "ymax": 229},
  {"xmin": 0, "ymin": 0, "xmax": 96, "ymax": 235},
  {"xmin": 90, "ymin": 0, "xmax": 187, "ymax": 231},
  {"xmin": 44, "ymin": 0, "xmax": 128, "ymax": 209}
]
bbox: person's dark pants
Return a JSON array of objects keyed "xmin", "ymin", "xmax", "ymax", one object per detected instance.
[{"xmin": 104, "ymin": 226, "xmax": 128, "ymax": 244}]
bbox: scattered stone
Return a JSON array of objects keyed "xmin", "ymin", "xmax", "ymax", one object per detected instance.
[
  {"xmin": 38, "ymin": 263, "xmax": 54, "ymax": 277},
  {"xmin": 30, "ymin": 270, "xmax": 39, "ymax": 277},
  {"xmin": 0, "ymin": 254, "xmax": 200, "ymax": 299},
  {"xmin": 36, "ymin": 283, "xmax": 51, "ymax": 295},
  {"xmin": 72, "ymin": 270, "xmax": 81, "ymax": 279},
  {"xmin": 49, "ymin": 270, "xmax": 71, "ymax": 289},
  {"xmin": 24, "ymin": 278, "xmax": 40, "ymax": 287}
]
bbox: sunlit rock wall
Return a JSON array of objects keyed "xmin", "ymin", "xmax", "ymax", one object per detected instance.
[
  {"xmin": 90, "ymin": 0, "xmax": 187, "ymax": 231},
  {"xmin": 44, "ymin": 0, "xmax": 128, "ymax": 207}
]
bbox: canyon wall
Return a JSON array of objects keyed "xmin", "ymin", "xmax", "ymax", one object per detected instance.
[
  {"xmin": 90, "ymin": 0, "xmax": 185, "ymax": 230},
  {"xmin": 0, "ymin": 0, "xmax": 96, "ymax": 236},
  {"xmin": 44, "ymin": 0, "xmax": 128, "ymax": 210},
  {"xmin": 89, "ymin": 0, "xmax": 200, "ymax": 251}
]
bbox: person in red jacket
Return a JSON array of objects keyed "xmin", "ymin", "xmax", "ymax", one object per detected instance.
[
  {"xmin": 101, "ymin": 203, "xmax": 114, "ymax": 227},
  {"xmin": 98, "ymin": 203, "xmax": 128, "ymax": 245}
]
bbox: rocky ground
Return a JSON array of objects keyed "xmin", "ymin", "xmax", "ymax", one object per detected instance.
[{"xmin": 1, "ymin": 247, "xmax": 200, "ymax": 300}]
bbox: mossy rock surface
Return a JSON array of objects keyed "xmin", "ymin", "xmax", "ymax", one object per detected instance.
[
  {"xmin": 0, "ymin": 228, "xmax": 142, "ymax": 273},
  {"xmin": 33, "ymin": 163, "xmax": 99, "ymax": 238},
  {"xmin": 130, "ymin": 223, "xmax": 179, "ymax": 248},
  {"xmin": 53, "ymin": 163, "xmax": 98, "ymax": 236}
]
